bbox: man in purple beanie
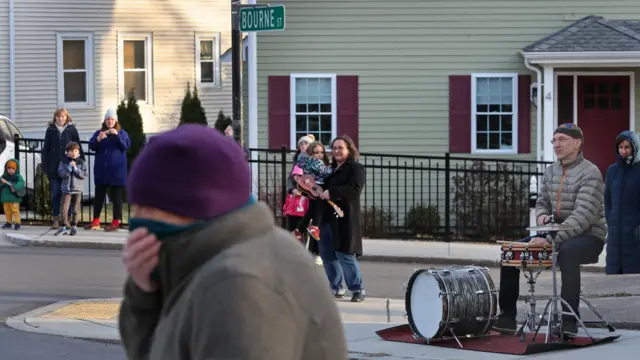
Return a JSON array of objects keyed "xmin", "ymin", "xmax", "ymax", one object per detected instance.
[{"xmin": 118, "ymin": 124, "xmax": 347, "ymax": 360}]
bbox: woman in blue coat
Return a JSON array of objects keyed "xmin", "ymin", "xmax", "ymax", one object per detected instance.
[
  {"xmin": 604, "ymin": 130, "xmax": 640, "ymax": 274},
  {"xmin": 85, "ymin": 108, "xmax": 130, "ymax": 232}
]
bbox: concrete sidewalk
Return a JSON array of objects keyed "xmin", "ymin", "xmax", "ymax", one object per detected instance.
[
  {"xmin": 5, "ymin": 297, "xmax": 640, "ymax": 359},
  {"xmin": 0, "ymin": 226, "xmax": 608, "ymax": 272}
]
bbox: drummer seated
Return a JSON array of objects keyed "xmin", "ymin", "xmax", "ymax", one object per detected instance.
[{"xmin": 493, "ymin": 123, "xmax": 606, "ymax": 338}]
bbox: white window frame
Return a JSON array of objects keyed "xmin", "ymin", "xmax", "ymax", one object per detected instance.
[
  {"xmin": 289, "ymin": 74, "xmax": 337, "ymax": 150},
  {"xmin": 56, "ymin": 32, "xmax": 95, "ymax": 108},
  {"xmin": 118, "ymin": 33, "xmax": 154, "ymax": 105},
  {"xmin": 471, "ymin": 73, "xmax": 519, "ymax": 154},
  {"xmin": 195, "ymin": 34, "xmax": 221, "ymax": 88}
]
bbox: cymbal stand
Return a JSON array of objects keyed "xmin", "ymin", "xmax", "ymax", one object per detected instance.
[{"xmin": 516, "ymin": 264, "xmax": 545, "ymax": 342}]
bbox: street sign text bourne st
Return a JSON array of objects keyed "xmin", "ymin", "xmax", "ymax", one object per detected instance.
[{"xmin": 239, "ymin": 5, "xmax": 285, "ymax": 32}]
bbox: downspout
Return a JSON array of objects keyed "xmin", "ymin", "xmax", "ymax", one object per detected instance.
[
  {"xmin": 9, "ymin": 0, "xmax": 15, "ymax": 120},
  {"xmin": 522, "ymin": 55, "xmax": 543, "ymax": 163},
  {"xmin": 522, "ymin": 54, "xmax": 544, "ymax": 237}
]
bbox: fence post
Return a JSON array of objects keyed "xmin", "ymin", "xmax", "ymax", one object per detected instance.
[
  {"xmin": 444, "ymin": 152, "xmax": 451, "ymax": 242},
  {"xmin": 13, "ymin": 134, "xmax": 19, "ymax": 158},
  {"xmin": 280, "ymin": 146, "xmax": 288, "ymax": 227}
]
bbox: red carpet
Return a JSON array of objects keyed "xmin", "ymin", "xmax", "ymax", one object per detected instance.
[{"xmin": 375, "ymin": 324, "xmax": 619, "ymax": 355}]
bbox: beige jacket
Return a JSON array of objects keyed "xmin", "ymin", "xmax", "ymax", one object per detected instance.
[
  {"xmin": 118, "ymin": 202, "xmax": 348, "ymax": 360},
  {"xmin": 535, "ymin": 154, "xmax": 607, "ymax": 243}
]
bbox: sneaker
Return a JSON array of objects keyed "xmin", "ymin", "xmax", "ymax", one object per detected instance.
[
  {"xmin": 291, "ymin": 229, "xmax": 303, "ymax": 242},
  {"xmin": 105, "ymin": 220, "xmax": 120, "ymax": 232},
  {"xmin": 84, "ymin": 219, "xmax": 100, "ymax": 230},
  {"xmin": 307, "ymin": 225, "xmax": 320, "ymax": 241},
  {"xmin": 333, "ymin": 288, "xmax": 346, "ymax": 298},
  {"xmin": 351, "ymin": 291, "xmax": 366, "ymax": 303},
  {"xmin": 493, "ymin": 315, "xmax": 517, "ymax": 335},
  {"xmin": 55, "ymin": 227, "xmax": 69, "ymax": 236},
  {"xmin": 70, "ymin": 226, "xmax": 77, "ymax": 236},
  {"xmin": 13, "ymin": 224, "xmax": 20, "ymax": 230},
  {"xmin": 2, "ymin": 223, "xmax": 11, "ymax": 229}
]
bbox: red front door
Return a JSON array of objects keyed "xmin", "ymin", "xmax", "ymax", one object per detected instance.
[{"xmin": 577, "ymin": 76, "xmax": 630, "ymax": 177}]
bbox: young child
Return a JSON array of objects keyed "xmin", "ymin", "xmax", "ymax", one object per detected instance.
[
  {"xmin": 55, "ymin": 142, "xmax": 88, "ymax": 236},
  {"xmin": 292, "ymin": 141, "xmax": 332, "ymax": 241},
  {"xmin": 1, "ymin": 159, "xmax": 25, "ymax": 230}
]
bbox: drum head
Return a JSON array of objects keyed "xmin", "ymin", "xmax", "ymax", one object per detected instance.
[{"xmin": 408, "ymin": 271, "xmax": 444, "ymax": 339}]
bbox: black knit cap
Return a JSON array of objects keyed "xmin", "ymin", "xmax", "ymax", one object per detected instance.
[{"xmin": 554, "ymin": 123, "xmax": 584, "ymax": 141}]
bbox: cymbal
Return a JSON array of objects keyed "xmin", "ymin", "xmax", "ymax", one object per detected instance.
[{"xmin": 526, "ymin": 223, "xmax": 580, "ymax": 232}]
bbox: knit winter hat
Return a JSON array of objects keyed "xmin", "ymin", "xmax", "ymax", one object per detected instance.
[
  {"xmin": 5, "ymin": 160, "xmax": 17, "ymax": 170},
  {"xmin": 104, "ymin": 108, "xmax": 118, "ymax": 121},
  {"xmin": 554, "ymin": 123, "xmax": 584, "ymax": 141},
  {"xmin": 297, "ymin": 134, "xmax": 315, "ymax": 146},
  {"xmin": 127, "ymin": 124, "xmax": 251, "ymax": 219}
]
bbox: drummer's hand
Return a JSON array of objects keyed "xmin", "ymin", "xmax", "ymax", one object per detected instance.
[
  {"xmin": 529, "ymin": 237, "xmax": 550, "ymax": 246},
  {"xmin": 537, "ymin": 215, "xmax": 549, "ymax": 225}
]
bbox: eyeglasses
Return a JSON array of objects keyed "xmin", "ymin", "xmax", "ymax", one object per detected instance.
[{"xmin": 550, "ymin": 137, "xmax": 572, "ymax": 144}]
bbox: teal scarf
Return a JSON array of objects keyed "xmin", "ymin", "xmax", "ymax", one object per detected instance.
[{"xmin": 129, "ymin": 195, "xmax": 257, "ymax": 282}]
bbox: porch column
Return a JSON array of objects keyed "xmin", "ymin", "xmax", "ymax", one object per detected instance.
[{"xmin": 543, "ymin": 66, "xmax": 556, "ymax": 163}]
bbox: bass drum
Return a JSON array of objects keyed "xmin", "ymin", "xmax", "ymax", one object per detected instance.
[{"xmin": 405, "ymin": 266, "xmax": 498, "ymax": 341}]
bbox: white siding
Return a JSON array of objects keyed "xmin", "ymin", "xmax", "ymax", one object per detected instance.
[
  {"xmin": 13, "ymin": 0, "xmax": 232, "ymax": 136},
  {"xmin": 0, "ymin": 0, "xmax": 10, "ymax": 117}
]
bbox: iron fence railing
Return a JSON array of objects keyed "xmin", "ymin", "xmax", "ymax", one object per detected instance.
[
  {"xmin": 248, "ymin": 147, "xmax": 551, "ymax": 242},
  {"xmin": 15, "ymin": 136, "xmax": 550, "ymax": 241}
]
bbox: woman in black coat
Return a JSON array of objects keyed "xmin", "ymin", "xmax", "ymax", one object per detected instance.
[
  {"xmin": 604, "ymin": 130, "xmax": 640, "ymax": 274},
  {"xmin": 318, "ymin": 135, "xmax": 366, "ymax": 302},
  {"xmin": 41, "ymin": 108, "xmax": 84, "ymax": 229}
]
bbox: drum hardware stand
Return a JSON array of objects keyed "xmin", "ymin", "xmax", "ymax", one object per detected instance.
[
  {"xmin": 528, "ymin": 217, "xmax": 613, "ymax": 344},
  {"xmin": 516, "ymin": 264, "xmax": 546, "ymax": 342},
  {"xmin": 447, "ymin": 328, "xmax": 464, "ymax": 349}
]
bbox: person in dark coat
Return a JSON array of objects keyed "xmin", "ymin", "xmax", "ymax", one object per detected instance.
[
  {"xmin": 318, "ymin": 135, "xmax": 366, "ymax": 302},
  {"xmin": 604, "ymin": 130, "xmax": 640, "ymax": 274},
  {"xmin": 85, "ymin": 108, "xmax": 131, "ymax": 232},
  {"xmin": 118, "ymin": 124, "xmax": 348, "ymax": 360},
  {"xmin": 41, "ymin": 108, "xmax": 84, "ymax": 229}
]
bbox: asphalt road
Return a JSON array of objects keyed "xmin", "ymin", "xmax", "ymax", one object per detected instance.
[{"xmin": 0, "ymin": 244, "xmax": 424, "ymax": 359}]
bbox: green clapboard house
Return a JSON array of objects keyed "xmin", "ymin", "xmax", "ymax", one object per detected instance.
[{"xmin": 249, "ymin": 0, "xmax": 640, "ymax": 239}]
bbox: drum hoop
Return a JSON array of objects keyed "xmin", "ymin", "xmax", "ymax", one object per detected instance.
[
  {"xmin": 501, "ymin": 244, "xmax": 549, "ymax": 251},
  {"xmin": 405, "ymin": 269, "xmax": 430, "ymax": 339},
  {"xmin": 471, "ymin": 266, "xmax": 496, "ymax": 335},
  {"xmin": 432, "ymin": 270, "xmax": 451, "ymax": 338}
]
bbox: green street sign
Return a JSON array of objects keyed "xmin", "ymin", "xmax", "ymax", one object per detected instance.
[{"xmin": 239, "ymin": 5, "xmax": 285, "ymax": 32}]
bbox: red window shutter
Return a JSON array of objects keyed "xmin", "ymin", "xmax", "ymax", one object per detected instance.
[
  {"xmin": 449, "ymin": 75, "xmax": 472, "ymax": 153},
  {"xmin": 337, "ymin": 76, "xmax": 359, "ymax": 149},
  {"xmin": 518, "ymin": 74, "xmax": 532, "ymax": 154},
  {"xmin": 268, "ymin": 76, "xmax": 290, "ymax": 149}
]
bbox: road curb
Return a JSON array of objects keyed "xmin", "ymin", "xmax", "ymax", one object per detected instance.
[
  {"xmin": 5, "ymin": 298, "xmax": 122, "ymax": 343},
  {"xmin": 359, "ymin": 255, "xmax": 606, "ymax": 273},
  {"xmin": 5, "ymin": 297, "xmax": 640, "ymax": 344},
  {"xmin": 5, "ymin": 233, "xmax": 124, "ymax": 251},
  {"xmin": 6, "ymin": 232, "xmax": 607, "ymax": 273},
  {"xmin": 6, "ymin": 233, "xmax": 607, "ymax": 272}
]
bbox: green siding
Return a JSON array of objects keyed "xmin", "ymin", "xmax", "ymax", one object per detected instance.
[{"xmin": 255, "ymin": 0, "xmax": 640, "ymax": 156}]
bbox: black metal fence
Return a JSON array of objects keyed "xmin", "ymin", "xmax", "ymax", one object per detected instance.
[
  {"xmin": 14, "ymin": 136, "xmax": 132, "ymax": 226},
  {"xmin": 15, "ymin": 136, "xmax": 550, "ymax": 241},
  {"xmin": 249, "ymin": 147, "xmax": 551, "ymax": 242}
]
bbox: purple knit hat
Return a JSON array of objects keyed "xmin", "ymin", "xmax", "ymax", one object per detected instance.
[{"xmin": 127, "ymin": 124, "xmax": 251, "ymax": 219}]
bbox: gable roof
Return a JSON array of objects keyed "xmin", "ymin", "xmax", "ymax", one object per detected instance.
[
  {"xmin": 523, "ymin": 15, "xmax": 640, "ymax": 52},
  {"xmin": 221, "ymin": 35, "xmax": 248, "ymax": 62}
]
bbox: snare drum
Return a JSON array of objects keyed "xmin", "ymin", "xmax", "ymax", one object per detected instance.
[
  {"xmin": 405, "ymin": 266, "xmax": 498, "ymax": 342},
  {"xmin": 500, "ymin": 243, "xmax": 552, "ymax": 268}
]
